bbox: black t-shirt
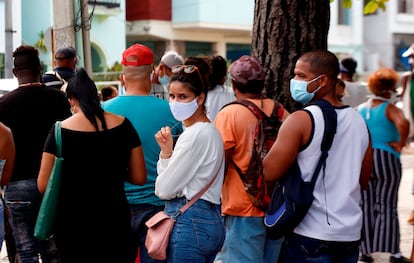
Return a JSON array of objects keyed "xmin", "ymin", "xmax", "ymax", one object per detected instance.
[
  {"xmin": 44, "ymin": 118, "xmax": 141, "ymax": 259},
  {"xmin": 0, "ymin": 84, "xmax": 71, "ymax": 182}
]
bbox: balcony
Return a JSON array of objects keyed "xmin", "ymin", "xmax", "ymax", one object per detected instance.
[{"xmin": 89, "ymin": 0, "xmax": 121, "ymax": 9}]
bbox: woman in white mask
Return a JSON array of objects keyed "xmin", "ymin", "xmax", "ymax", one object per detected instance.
[{"xmin": 154, "ymin": 65, "xmax": 225, "ymax": 262}]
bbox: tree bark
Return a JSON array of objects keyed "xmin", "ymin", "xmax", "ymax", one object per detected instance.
[{"xmin": 252, "ymin": 0, "xmax": 330, "ymax": 112}]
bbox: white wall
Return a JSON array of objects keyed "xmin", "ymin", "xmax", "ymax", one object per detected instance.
[{"xmin": 0, "ymin": 0, "xmax": 22, "ymax": 54}]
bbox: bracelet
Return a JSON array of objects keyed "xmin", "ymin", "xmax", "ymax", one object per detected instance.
[{"xmin": 160, "ymin": 151, "xmax": 172, "ymax": 159}]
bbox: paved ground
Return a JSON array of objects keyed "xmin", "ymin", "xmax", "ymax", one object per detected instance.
[
  {"xmin": 0, "ymin": 152, "xmax": 412, "ymax": 263},
  {"xmin": 362, "ymin": 151, "xmax": 413, "ymax": 263}
]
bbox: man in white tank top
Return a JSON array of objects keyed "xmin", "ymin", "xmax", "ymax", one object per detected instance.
[{"xmin": 263, "ymin": 50, "xmax": 373, "ymax": 263}]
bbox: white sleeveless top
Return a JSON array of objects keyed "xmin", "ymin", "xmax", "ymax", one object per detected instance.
[{"xmin": 294, "ymin": 105, "xmax": 369, "ymax": 242}]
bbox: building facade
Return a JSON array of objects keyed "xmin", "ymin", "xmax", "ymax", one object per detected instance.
[{"xmin": 1, "ymin": 0, "xmax": 414, "ymax": 79}]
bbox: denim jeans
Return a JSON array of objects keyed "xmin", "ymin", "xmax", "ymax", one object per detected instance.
[
  {"xmin": 127, "ymin": 203, "xmax": 166, "ymax": 263},
  {"xmin": 5, "ymin": 179, "xmax": 59, "ymax": 263},
  {"xmin": 282, "ymin": 233, "xmax": 360, "ymax": 263},
  {"xmin": 215, "ymin": 215, "xmax": 282, "ymax": 263},
  {"xmin": 0, "ymin": 198, "xmax": 4, "ymax": 252},
  {"xmin": 164, "ymin": 197, "xmax": 225, "ymax": 263}
]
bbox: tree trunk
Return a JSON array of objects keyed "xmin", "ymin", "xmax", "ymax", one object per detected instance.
[{"xmin": 252, "ymin": 0, "xmax": 330, "ymax": 112}]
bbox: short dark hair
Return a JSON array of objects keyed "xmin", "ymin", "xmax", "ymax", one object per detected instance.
[
  {"xmin": 340, "ymin": 57, "xmax": 357, "ymax": 75},
  {"xmin": 101, "ymin": 86, "xmax": 117, "ymax": 101},
  {"xmin": 231, "ymin": 79, "xmax": 264, "ymax": 95},
  {"xmin": 13, "ymin": 45, "xmax": 40, "ymax": 72},
  {"xmin": 300, "ymin": 50, "xmax": 339, "ymax": 80}
]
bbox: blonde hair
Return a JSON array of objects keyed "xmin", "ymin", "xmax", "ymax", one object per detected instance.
[{"xmin": 367, "ymin": 68, "xmax": 399, "ymax": 96}]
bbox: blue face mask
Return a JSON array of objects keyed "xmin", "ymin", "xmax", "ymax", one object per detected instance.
[
  {"xmin": 289, "ymin": 76, "xmax": 321, "ymax": 103},
  {"xmin": 158, "ymin": 75, "xmax": 171, "ymax": 85}
]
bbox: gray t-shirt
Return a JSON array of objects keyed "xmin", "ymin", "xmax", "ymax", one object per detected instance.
[{"xmin": 342, "ymin": 81, "xmax": 370, "ymax": 108}]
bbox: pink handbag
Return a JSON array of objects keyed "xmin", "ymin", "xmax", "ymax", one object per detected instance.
[
  {"xmin": 145, "ymin": 156, "xmax": 224, "ymax": 260},
  {"xmin": 144, "ymin": 211, "xmax": 175, "ymax": 260}
]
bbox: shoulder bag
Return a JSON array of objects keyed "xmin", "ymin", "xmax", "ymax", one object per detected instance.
[
  {"xmin": 145, "ymin": 156, "xmax": 224, "ymax": 260},
  {"xmin": 264, "ymin": 99, "xmax": 337, "ymax": 239},
  {"xmin": 34, "ymin": 121, "xmax": 63, "ymax": 240}
]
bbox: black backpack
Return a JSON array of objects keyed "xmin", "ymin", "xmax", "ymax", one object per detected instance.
[
  {"xmin": 225, "ymin": 99, "xmax": 284, "ymax": 211},
  {"xmin": 264, "ymin": 99, "xmax": 337, "ymax": 239},
  {"xmin": 43, "ymin": 70, "xmax": 68, "ymax": 92}
]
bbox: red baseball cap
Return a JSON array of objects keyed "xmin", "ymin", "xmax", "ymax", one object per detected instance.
[{"xmin": 122, "ymin": 44, "xmax": 154, "ymax": 66}]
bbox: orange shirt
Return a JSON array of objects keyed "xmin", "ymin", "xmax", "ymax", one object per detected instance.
[{"xmin": 214, "ymin": 98, "xmax": 276, "ymax": 217}]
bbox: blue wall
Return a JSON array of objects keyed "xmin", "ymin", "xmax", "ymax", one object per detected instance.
[{"xmin": 172, "ymin": 0, "xmax": 254, "ymax": 26}]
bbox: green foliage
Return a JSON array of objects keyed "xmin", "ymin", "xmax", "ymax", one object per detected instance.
[
  {"xmin": 342, "ymin": 0, "xmax": 352, "ymax": 8},
  {"xmin": 90, "ymin": 61, "xmax": 123, "ymax": 82},
  {"xmin": 34, "ymin": 30, "xmax": 47, "ymax": 53},
  {"xmin": 364, "ymin": 0, "xmax": 389, "ymax": 14},
  {"xmin": 108, "ymin": 61, "xmax": 122, "ymax": 72}
]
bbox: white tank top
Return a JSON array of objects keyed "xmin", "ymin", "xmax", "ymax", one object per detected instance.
[{"xmin": 294, "ymin": 105, "xmax": 369, "ymax": 242}]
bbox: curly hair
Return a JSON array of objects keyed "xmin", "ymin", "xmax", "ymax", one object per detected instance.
[{"xmin": 367, "ymin": 68, "xmax": 399, "ymax": 96}]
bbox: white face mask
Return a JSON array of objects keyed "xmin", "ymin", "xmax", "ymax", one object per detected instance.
[{"xmin": 169, "ymin": 97, "xmax": 199, "ymax": 121}]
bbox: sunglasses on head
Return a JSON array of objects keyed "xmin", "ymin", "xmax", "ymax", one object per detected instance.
[
  {"xmin": 171, "ymin": 65, "xmax": 199, "ymax": 74},
  {"xmin": 171, "ymin": 64, "xmax": 206, "ymax": 92}
]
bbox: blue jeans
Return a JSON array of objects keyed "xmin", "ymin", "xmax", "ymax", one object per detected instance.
[
  {"xmin": 127, "ymin": 203, "xmax": 166, "ymax": 263},
  {"xmin": 5, "ymin": 179, "xmax": 59, "ymax": 263},
  {"xmin": 165, "ymin": 197, "xmax": 225, "ymax": 263},
  {"xmin": 215, "ymin": 215, "xmax": 282, "ymax": 263},
  {"xmin": 0, "ymin": 197, "xmax": 4, "ymax": 251},
  {"xmin": 282, "ymin": 233, "xmax": 360, "ymax": 263}
]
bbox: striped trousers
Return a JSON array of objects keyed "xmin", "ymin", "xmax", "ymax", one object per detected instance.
[{"xmin": 360, "ymin": 149, "xmax": 402, "ymax": 255}]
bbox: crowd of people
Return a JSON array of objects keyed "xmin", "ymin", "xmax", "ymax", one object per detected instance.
[{"xmin": 0, "ymin": 42, "xmax": 412, "ymax": 263}]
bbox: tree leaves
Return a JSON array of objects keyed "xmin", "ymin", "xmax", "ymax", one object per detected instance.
[
  {"xmin": 342, "ymin": 0, "xmax": 352, "ymax": 8},
  {"xmin": 331, "ymin": 0, "xmax": 389, "ymax": 15},
  {"xmin": 362, "ymin": 0, "xmax": 389, "ymax": 15},
  {"xmin": 34, "ymin": 30, "xmax": 47, "ymax": 53}
]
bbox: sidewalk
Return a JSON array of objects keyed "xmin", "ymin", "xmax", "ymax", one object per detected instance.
[{"xmin": 0, "ymin": 153, "xmax": 411, "ymax": 263}]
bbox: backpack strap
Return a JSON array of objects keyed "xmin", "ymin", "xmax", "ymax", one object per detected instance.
[
  {"xmin": 44, "ymin": 71, "xmax": 68, "ymax": 92},
  {"xmin": 309, "ymin": 99, "xmax": 337, "ymax": 152},
  {"xmin": 44, "ymin": 71, "xmax": 65, "ymax": 87},
  {"xmin": 225, "ymin": 99, "xmax": 284, "ymax": 121},
  {"xmin": 307, "ymin": 99, "xmax": 337, "ymax": 184},
  {"xmin": 229, "ymin": 99, "xmax": 266, "ymax": 120},
  {"xmin": 226, "ymin": 99, "xmax": 283, "ymax": 176}
]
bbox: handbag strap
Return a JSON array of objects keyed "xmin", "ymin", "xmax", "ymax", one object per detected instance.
[
  {"xmin": 177, "ymin": 154, "xmax": 224, "ymax": 216},
  {"xmin": 54, "ymin": 121, "xmax": 62, "ymax": 158}
]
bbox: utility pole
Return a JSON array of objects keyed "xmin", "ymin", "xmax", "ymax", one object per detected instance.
[
  {"xmin": 4, "ymin": 0, "xmax": 14, "ymax": 78},
  {"xmin": 53, "ymin": 0, "xmax": 76, "ymax": 58},
  {"xmin": 80, "ymin": 0, "xmax": 92, "ymax": 76}
]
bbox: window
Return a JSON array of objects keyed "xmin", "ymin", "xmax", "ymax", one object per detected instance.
[
  {"xmin": 338, "ymin": 0, "xmax": 352, "ymax": 25},
  {"xmin": 88, "ymin": 0, "xmax": 120, "ymax": 8},
  {"xmin": 398, "ymin": 0, "xmax": 414, "ymax": 14}
]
